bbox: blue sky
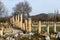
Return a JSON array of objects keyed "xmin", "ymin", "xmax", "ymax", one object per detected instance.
[{"xmin": 1, "ymin": 0, "xmax": 60, "ymax": 16}]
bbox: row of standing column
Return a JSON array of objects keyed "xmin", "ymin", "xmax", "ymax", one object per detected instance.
[
  {"xmin": 38, "ymin": 21, "xmax": 57, "ymax": 34},
  {"xmin": 11, "ymin": 15, "xmax": 57, "ymax": 34},
  {"xmin": 47, "ymin": 23, "xmax": 56, "ymax": 34},
  {"xmin": 25, "ymin": 18, "xmax": 31, "ymax": 32},
  {"xmin": 11, "ymin": 15, "xmax": 42, "ymax": 33},
  {"xmin": 25, "ymin": 19, "xmax": 42, "ymax": 33},
  {"xmin": 11, "ymin": 14, "xmax": 23, "ymax": 29},
  {"xmin": 11, "ymin": 14, "xmax": 32, "ymax": 32}
]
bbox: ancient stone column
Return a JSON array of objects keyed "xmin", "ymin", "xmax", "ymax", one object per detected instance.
[
  {"xmin": 54, "ymin": 23, "xmax": 56, "ymax": 32},
  {"xmin": 10, "ymin": 18, "xmax": 12, "ymax": 23},
  {"xmin": 28, "ymin": 18, "xmax": 31, "ymax": 32},
  {"xmin": 12, "ymin": 16, "xmax": 14, "ymax": 24},
  {"xmin": 15, "ymin": 15, "xmax": 18, "ymax": 26},
  {"xmin": 20, "ymin": 14, "xmax": 23, "ymax": 29},
  {"xmin": 10, "ymin": 17, "xmax": 13, "ymax": 23},
  {"xmin": 1, "ymin": 27, "xmax": 3, "ymax": 36},
  {"xmin": 47, "ymin": 25, "xmax": 49, "ymax": 34},
  {"xmin": 25, "ymin": 19, "xmax": 28, "ymax": 32},
  {"xmin": 23, "ymin": 23, "xmax": 25, "ymax": 30},
  {"xmin": 38, "ymin": 21, "xmax": 41, "ymax": 33},
  {"xmin": 17, "ymin": 14, "xmax": 19, "ymax": 27}
]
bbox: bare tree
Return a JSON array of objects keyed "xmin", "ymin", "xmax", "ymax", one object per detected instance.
[
  {"xmin": 0, "ymin": 1, "xmax": 6, "ymax": 17},
  {"xmin": 13, "ymin": 1, "xmax": 32, "ymax": 18}
]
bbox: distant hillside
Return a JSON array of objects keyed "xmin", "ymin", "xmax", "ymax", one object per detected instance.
[
  {"xmin": 31, "ymin": 13, "xmax": 60, "ymax": 21},
  {"xmin": 31, "ymin": 13, "xmax": 48, "ymax": 21}
]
